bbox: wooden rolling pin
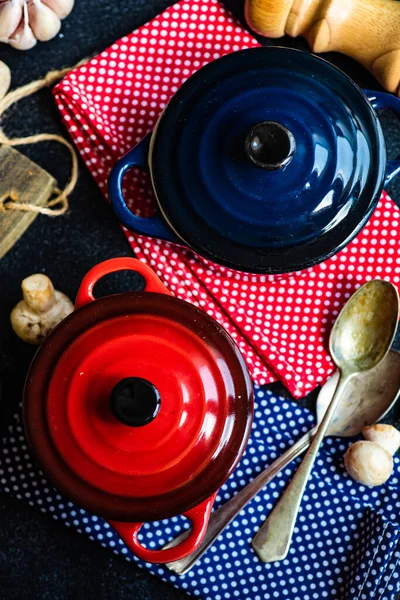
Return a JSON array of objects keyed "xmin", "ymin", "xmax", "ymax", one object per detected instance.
[{"xmin": 245, "ymin": 0, "xmax": 400, "ymax": 95}]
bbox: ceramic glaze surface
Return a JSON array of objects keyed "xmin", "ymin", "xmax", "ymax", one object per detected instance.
[
  {"xmin": 176, "ymin": 71, "xmax": 374, "ymax": 249},
  {"xmin": 109, "ymin": 47, "xmax": 400, "ymax": 274},
  {"xmin": 151, "ymin": 48, "xmax": 385, "ymax": 271},
  {"xmin": 23, "ymin": 260, "xmax": 253, "ymax": 524},
  {"xmin": 46, "ymin": 312, "xmax": 241, "ymax": 498}
]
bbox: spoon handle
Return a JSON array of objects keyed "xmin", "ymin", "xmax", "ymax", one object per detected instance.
[
  {"xmin": 252, "ymin": 375, "xmax": 351, "ymax": 563},
  {"xmin": 165, "ymin": 426, "xmax": 317, "ymax": 575}
]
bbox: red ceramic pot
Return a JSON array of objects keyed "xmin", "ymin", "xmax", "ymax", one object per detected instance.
[{"xmin": 23, "ymin": 258, "xmax": 253, "ymax": 564}]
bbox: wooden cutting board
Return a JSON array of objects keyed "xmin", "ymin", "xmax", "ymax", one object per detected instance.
[{"xmin": 0, "ymin": 145, "xmax": 56, "ymax": 260}]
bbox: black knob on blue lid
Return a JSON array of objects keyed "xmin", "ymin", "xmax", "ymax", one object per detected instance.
[
  {"xmin": 245, "ymin": 121, "xmax": 296, "ymax": 170},
  {"xmin": 111, "ymin": 377, "xmax": 161, "ymax": 427}
]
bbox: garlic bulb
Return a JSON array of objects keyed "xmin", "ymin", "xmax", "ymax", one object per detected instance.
[{"xmin": 0, "ymin": 0, "xmax": 74, "ymax": 49}]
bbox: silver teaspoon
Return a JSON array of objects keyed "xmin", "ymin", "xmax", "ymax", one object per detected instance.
[{"xmin": 252, "ymin": 280, "xmax": 399, "ymax": 563}]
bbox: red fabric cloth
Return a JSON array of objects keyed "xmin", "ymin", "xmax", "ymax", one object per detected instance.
[{"xmin": 54, "ymin": 0, "xmax": 400, "ymax": 398}]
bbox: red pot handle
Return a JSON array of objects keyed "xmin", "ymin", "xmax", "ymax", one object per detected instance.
[
  {"xmin": 108, "ymin": 494, "xmax": 216, "ymax": 564},
  {"xmin": 75, "ymin": 257, "xmax": 172, "ymax": 309}
]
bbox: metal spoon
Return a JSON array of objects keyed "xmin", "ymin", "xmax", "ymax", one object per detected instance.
[
  {"xmin": 252, "ymin": 279, "xmax": 399, "ymax": 563},
  {"xmin": 165, "ymin": 348, "xmax": 400, "ymax": 575}
]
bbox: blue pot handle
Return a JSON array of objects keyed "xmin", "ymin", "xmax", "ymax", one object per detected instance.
[
  {"xmin": 364, "ymin": 90, "xmax": 400, "ymax": 186},
  {"xmin": 108, "ymin": 133, "xmax": 179, "ymax": 243}
]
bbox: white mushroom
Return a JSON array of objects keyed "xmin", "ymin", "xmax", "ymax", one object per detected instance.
[
  {"xmin": 10, "ymin": 274, "xmax": 73, "ymax": 344},
  {"xmin": 362, "ymin": 424, "xmax": 400, "ymax": 456},
  {"xmin": 344, "ymin": 441, "xmax": 393, "ymax": 486}
]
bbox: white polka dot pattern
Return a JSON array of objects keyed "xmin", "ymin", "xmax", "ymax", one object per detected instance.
[
  {"xmin": 1, "ymin": 387, "xmax": 400, "ymax": 600},
  {"xmin": 53, "ymin": 0, "xmax": 400, "ymax": 398}
]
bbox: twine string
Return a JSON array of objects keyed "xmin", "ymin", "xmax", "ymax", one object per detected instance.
[{"xmin": 0, "ymin": 61, "xmax": 86, "ymax": 216}]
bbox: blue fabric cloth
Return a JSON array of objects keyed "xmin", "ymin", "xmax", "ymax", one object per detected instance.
[{"xmin": 1, "ymin": 386, "xmax": 400, "ymax": 600}]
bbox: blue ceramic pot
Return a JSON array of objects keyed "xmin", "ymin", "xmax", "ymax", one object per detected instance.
[{"xmin": 108, "ymin": 47, "xmax": 400, "ymax": 275}]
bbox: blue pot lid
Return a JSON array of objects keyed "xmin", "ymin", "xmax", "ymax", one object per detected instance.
[{"xmin": 151, "ymin": 47, "xmax": 386, "ymax": 273}]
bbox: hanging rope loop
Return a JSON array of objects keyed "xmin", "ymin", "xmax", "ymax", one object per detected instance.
[{"xmin": 0, "ymin": 60, "xmax": 87, "ymax": 216}]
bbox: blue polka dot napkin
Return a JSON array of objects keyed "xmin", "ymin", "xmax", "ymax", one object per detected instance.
[{"xmin": 1, "ymin": 386, "xmax": 400, "ymax": 600}]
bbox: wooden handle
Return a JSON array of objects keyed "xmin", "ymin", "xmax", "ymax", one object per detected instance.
[{"xmin": 245, "ymin": 0, "xmax": 400, "ymax": 95}]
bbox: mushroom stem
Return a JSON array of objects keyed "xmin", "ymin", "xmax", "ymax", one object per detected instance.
[{"xmin": 22, "ymin": 274, "xmax": 56, "ymax": 314}]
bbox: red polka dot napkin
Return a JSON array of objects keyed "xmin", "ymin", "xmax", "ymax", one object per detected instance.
[{"xmin": 53, "ymin": 0, "xmax": 400, "ymax": 398}]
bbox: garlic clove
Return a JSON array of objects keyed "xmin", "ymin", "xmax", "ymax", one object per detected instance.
[
  {"xmin": 362, "ymin": 423, "xmax": 400, "ymax": 456},
  {"xmin": 0, "ymin": 60, "xmax": 11, "ymax": 100},
  {"xmin": 0, "ymin": 0, "xmax": 23, "ymax": 40},
  {"xmin": 344, "ymin": 440, "xmax": 393, "ymax": 486},
  {"xmin": 27, "ymin": 0, "xmax": 61, "ymax": 42},
  {"xmin": 9, "ymin": 3, "xmax": 37, "ymax": 50},
  {"xmin": 41, "ymin": 0, "xmax": 74, "ymax": 19}
]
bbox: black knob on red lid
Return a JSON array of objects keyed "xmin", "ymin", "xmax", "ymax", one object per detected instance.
[
  {"xmin": 245, "ymin": 121, "xmax": 296, "ymax": 170},
  {"xmin": 110, "ymin": 377, "xmax": 161, "ymax": 427}
]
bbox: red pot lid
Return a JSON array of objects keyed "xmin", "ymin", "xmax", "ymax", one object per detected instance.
[{"xmin": 23, "ymin": 259, "xmax": 253, "ymax": 522}]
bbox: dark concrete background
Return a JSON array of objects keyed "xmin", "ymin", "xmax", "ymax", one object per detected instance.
[{"xmin": 0, "ymin": 1, "xmax": 399, "ymax": 598}]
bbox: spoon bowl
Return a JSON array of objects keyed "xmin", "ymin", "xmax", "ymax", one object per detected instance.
[
  {"xmin": 330, "ymin": 280, "xmax": 399, "ymax": 373},
  {"xmin": 320, "ymin": 350, "xmax": 400, "ymax": 438}
]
